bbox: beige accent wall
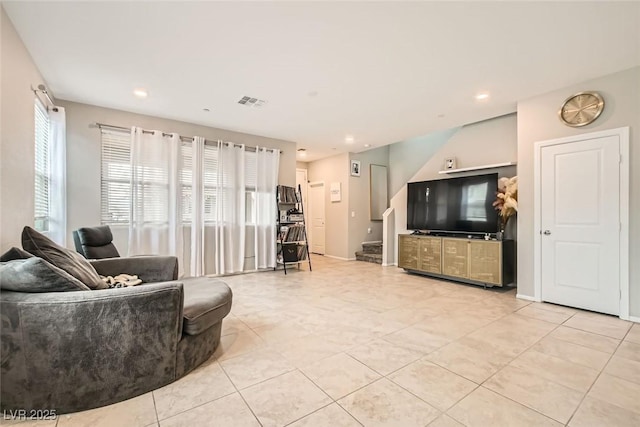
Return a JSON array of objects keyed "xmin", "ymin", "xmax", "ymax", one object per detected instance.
[
  {"xmin": 60, "ymin": 100, "xmax": 297, "ymax": 251},
  {"xmin": 516, "ymin": 66, "xmax": 640, "ymax": 316},
  {"xmin": 296, "ymin": 161, "xmax": 308, "ymax": 170},
  {"xmin": 389, "ymin": 114, "xmax": 518, "ymax": 264},
  {"xmin": 349, "ymin": 146, "xmax": 390, "ymax": 256},
  {"xmin": 0, "ymin": 7, "xmax": 49, "ymax": 250},
  {"xmin": 307, "ymin": 153, "xmax": 350, "ymax": 259}
]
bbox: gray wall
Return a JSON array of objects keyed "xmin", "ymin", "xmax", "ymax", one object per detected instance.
[
  {"xmin": 0, "ymin": 7, "xmax": 49, "ymax": 250},
  {"xmin": 306, "ymin": 146, "xmax": 391, "ymax": 260},
  {"xmin": 389, "ymin": 114, "xmax": 518, "ymax": 264},
  {"xmin": 388, "ymin": 128, "xmax": 460, "ymax": 196},
  {"xmin": 61, "ymin": 100, "xmax": 297, "ymax": 252},
  {"xmin": 517, "ymin": 66, "xmax": 640, "ymax": 316},
  {"xmin": 349, "ymin": 146, "xmax": 390, "ymax": 256},
  {"xmin": 307, "ymin": 153, "xmax": 350, "ymax": 259}
]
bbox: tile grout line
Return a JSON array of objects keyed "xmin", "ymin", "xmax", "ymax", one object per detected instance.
[
  {"xmin": 153, "ymin": 358, "xmax": 236, "ymax": 424},
  {"xmin": 276, "ymin": 368, "xmax": 343, "ymax": 426},
  {"xmin": 425, "ymin": 307, "xmax": 567, "ymax": 425},
  {"xmin": 151, "ymin": 390, "xmax": 160, "ymax": 426},
  {"xmin": 217, "ymin": 358, "xmax": 264, "ymax": 427},
  {"xmin": 564, "ymin": 322, "xmax": 635, "ymax": 426},
  {"xmin": 155, "ymin": 388, "xmax": 238, "ymax": 423},
  {"xmin": 457, "ymin": 321, "xmax": 578, "ymax": 425},
  {"xmin": 467, "ymin": 310, "xmax": 629, "ymax": 425}
]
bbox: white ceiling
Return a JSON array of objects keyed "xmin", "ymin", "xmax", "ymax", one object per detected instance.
[{"xmin": 5, "ymin": 1, "xmax": 640, "ymax": 161}]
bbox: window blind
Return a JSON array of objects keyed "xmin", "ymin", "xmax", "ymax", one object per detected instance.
[
  {"xmin": 101, "ymin": 130, "xmax": 131, "ymax": 224},
  {"xmin": 180, "ymin": 141, "xmax": 193, "ymax": 223},
  {"xmin": 34, "ymin": 100, "xmax": 50, "ymax": 231},
  {"xmin": 245, "ymin": 151, "xmax": 257, "ymax": 224},
  {"xmin": 203, "ymin": 144, "xmax": 219, "ymax": 222}
]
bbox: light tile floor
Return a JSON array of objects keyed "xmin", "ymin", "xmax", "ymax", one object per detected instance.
[{"xmin": 3, "ymin": 256, "xmax": 639, "ymax": 426}]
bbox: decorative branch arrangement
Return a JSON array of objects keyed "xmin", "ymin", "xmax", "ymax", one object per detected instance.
[{"xmin": 493, "ymin": 176, "xmax": 518, "ymax": 230}]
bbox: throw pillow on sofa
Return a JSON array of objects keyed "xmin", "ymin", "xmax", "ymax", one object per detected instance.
[
  {"xmin": 21, "ymin": 226, "xmax": 108, "ymax": 290},
  {"xmin": 0, "ymin": 258, "xmax": 90, "ymax": 292},
  {"xmin": 0, "ymin": 247, "xmax": 34, "ymax": 262}
]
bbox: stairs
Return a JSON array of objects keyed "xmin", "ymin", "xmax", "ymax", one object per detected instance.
[{"xmin": 355, "ymin": 241, "xmax": 383, "ymax": 264}]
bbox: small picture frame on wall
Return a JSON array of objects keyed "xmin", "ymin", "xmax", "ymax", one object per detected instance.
[
  {"xmin": 351, "ymin": 160, "xmax": 361, "ymax": 177},
  {"xmin": 444, "ymin": 157, "xmax": 457, "ymax": 170}
]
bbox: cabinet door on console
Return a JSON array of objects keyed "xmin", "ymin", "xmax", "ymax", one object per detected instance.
[
  {"xmin": 468, "ymin": 241, "xmax": 502, "ymax": 285},
  {"xmin": 442, "ymin": 238, "xmax": 469, "ymax": 278},
  {"xmin": 398, "ymin": 235, "xmax": 420, "ymax": 270},
  {"xmin": 418, "ymin": 237, "xmax": 441, "ymax": 274}
]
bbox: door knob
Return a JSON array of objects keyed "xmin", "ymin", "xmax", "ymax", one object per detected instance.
[{"xmin": 543, "ymin": 230, "xmax": 551, "ymax": 235}]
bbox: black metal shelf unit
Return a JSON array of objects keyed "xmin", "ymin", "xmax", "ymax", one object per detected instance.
[{"xmin": 275, "ymin": 184, "xmax": 312, "ymax": 274}]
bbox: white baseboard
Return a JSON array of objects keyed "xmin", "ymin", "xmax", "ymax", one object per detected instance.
[
  {"xmin": 382, "ymin": 262, "xmax": 398, "ymax": 267},
  {"xmin": 324, "ymin": 255, "xmax": 356, "ymax": 261},
  {"xmin": 628, "ymin": 315, "xmax": 640, "ymax": 323},
  {"xmin": 516, "ymin": 294, "xmax": 538, "ymax": 302}
]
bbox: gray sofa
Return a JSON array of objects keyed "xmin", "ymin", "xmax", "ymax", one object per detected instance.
[{"xmin": 1, "ymin": 255, "xmax": 232, "ymax": 414}]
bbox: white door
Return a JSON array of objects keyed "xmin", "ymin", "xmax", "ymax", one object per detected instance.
[
  {"xmin": 540, "ymin": 135, "xmax": 620, "ymax": 315},
  {"xmin": 308, "ymin": 182, "xmax": 325, "ymax": 255},
  {"xmin": 296, "ymin": 169, "xmax": 308, "ymax": 223}
]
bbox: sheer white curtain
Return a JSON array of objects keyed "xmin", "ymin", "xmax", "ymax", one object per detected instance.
[
  {"xmin": 48, "ymin": 107, "xmax": 67, "ymax": 245},
  {"xmin": 254, "ymin": 147, "xmax": 279, "ymax": 269},
  {"xmin": 128, "ymin": 128, "xmax": 184, "ymax": 271},
  {"xmin": 189, "ymin": 136, "xmax": 205, "ymax": 276},
  {"xmin": 211, "ymin": 142, "xmax": 245, "ymax": 275}
]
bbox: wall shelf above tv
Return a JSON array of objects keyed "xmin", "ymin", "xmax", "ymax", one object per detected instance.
[{"xmin": 439, "ymin": 161, "xmax": 517, "ymax": 174}]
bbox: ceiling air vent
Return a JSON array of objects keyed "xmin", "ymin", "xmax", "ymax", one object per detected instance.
[{"xmin": 238, "ymin": 96, "xmax": 267, "ymax": 108}]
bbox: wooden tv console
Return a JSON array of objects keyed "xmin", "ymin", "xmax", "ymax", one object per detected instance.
[{"xmin": 398, "ymin": 234, "xmax": 515, "ymax": 287}]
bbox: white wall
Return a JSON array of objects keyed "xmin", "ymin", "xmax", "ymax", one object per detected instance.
[
  {"xmin": 389, "ymin": 114, "xmax": 518, "ymax": 264},
  {"xmin": 517, "ymin": 66, "xmax": 640, "ymax": 316},
  {"xmin": 0, "ymin": 6, "xmax": 49, "ymax": 250},
  {"xmin": 61, "ymin": 100, "xmax": 297, "ymax": 252}
]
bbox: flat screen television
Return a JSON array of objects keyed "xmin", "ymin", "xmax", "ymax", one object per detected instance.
[{"xmin": 407, "ymin": 173, "xmax": 499, "ymax": 234}]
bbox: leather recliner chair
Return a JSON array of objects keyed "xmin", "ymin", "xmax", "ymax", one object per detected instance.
[{"xmin": 73, "ymin": 225, "xmax": 120, "ymax": 259}]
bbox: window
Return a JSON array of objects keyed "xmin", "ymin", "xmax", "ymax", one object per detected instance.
[
  {"xmin": 179, "ymin": 141, "xmax": 193, "ymax": 223},
  {"xmin": 101, "ymin": 130, "xmax": 131, "ymax": 224},
  {"xmin": 101, "ymin": 131, "xmax": 261, "ymax": 225},
  {"xmin": 245, "ymin": 151, "xmax": 257, "ymax": 224},
  {"xmin": 34, "ymin": 100, "xmax": 50, "ymax": 231}
]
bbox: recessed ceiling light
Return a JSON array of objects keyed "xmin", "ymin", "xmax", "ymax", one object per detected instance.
[
  {"xmin": 345, "ymin": 135, "xmax": 355, "ymax": 144},
  {"xmin": 133, "ymin": 88, "xmax": 148, "ymax": 98},
  {"xmin": 364, "ymin": 144, "xmax": 371, "ymax": 148},
  {"xmin": 298, "ymin": 151, "xmax": 307, "ymax": 158},
  {"xmin": 475, "ymin": 92, "xmax": 490, "ymax": 101}
]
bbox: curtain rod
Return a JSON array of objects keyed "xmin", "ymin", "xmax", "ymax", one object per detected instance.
[
  {"xmin": 89, "ymin": 122, "xmax": 282, "ymax": 154},
  {"xmin": 31, "ymin": 84, "xmax": 58, "ymax": 112}
]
